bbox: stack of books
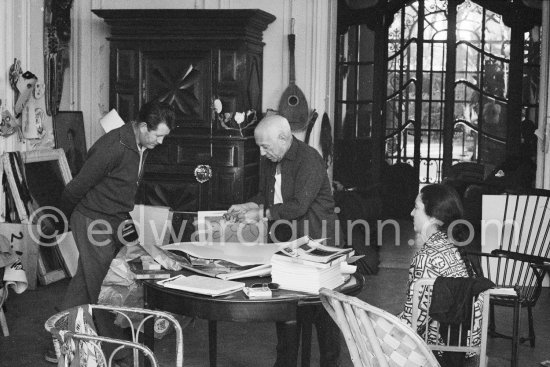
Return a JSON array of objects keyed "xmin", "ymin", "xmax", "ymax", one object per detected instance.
[
  {"xmin": 270, "ymin": 236, "xmax": 354, "ymax": 294},
  {"xmin": 128, "ymin": 258, "xmax": 171, "ymax": 280}
]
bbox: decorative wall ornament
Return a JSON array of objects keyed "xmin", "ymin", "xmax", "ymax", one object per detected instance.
[
  {"xmin": 43, "ymin": 0, "xmax": 73, "ymax": 117},
  {"xmin": 15, "ymin": 72, "xmax": 38, "ymax": 118},
  {"xmin": 8, "ymin": 59, "xmax": 22, "ymax": 105},
  {"xmin": 0, "ymin": 110, "xmax": 17, "ymax": 137}
]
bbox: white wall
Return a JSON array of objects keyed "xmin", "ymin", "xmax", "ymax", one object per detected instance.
[{"xmin": 70, "ymin": 0, "xmax": 337, "ymax": 155}]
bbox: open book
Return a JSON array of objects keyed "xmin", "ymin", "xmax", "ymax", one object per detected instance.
[
  {"xmin": 277, "ymin": 236, "xmax": 353, "ymax": 264},
  {"xmin": 157, "ymin": 275, "xmax": 245, "ymax": 296},
  {"xmin": 162, "ymin": 241, "xmax": 278, "ymax": 280},
  {"xmin": 176, "ymin": 261, "xmax": 271, "ymax": 281}
]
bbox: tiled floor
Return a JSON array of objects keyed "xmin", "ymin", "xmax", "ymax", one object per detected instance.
[{"xmin": 1, "ymin": 218, "xmax": 549, "ymax": 366}]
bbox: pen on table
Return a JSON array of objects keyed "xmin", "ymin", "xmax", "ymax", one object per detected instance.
[{"xmin": 157, "ymin": 274, "xmax": 184, "ymax": 286}]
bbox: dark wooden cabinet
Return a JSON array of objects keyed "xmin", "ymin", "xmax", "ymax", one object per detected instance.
[{"xmin": 93, "ymin": 9, "xmax": 275, "ymax": 210}]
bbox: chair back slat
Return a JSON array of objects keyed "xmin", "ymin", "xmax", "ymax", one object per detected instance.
[
  {"xmin": 534, "ymin": 195, "xmax": 550, "ymax": 258},
  {"xmin": 329, "ymin": 297, "xmax": 368, "ymax": 366},
  {"xmin": 484, "ymin": 191, "xmax": 550, "ymax": 260},
  {"xmin": 500, "ymin": 194, "xmax": 512, "ymax": 252},
  {"xmin": 344, "ymin": 302, "xmax": 376, "ymax": 367},
  {"xmin": 356, "ymin": 306, "xmax": 388, "ymax": 367}
]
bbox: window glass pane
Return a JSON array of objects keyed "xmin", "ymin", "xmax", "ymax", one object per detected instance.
[
  {"xmin": 358, "ymin": 65, "xmax": 374, "ymax": 100},
  {"xmin": 346, "ymin": 26, "xmax": 359, "ymax": 63},
  {"xmin": 358, "ymin": 25, "xmax": 375, "ymax": 63}
]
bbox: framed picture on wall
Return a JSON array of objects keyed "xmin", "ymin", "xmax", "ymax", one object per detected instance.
[{"xmin": 53, "ymin": 111, "xmax": 86, "ymax": 177}]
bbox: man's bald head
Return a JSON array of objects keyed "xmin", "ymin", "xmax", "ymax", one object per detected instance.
[
  {"xmin": 254, "ymin": 115, "xmax": 293, "ymax": 162},
  {"xmin": 255, "ymin": 115, "xmax": 292, "ymax": 138}
]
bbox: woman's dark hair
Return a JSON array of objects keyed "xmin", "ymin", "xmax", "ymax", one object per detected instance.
[
  {"xmin": 138, "ymin": 101, "xmax": 176, "ymax": 131},
  {"xmin": 420, "ymin": 183, "xmax": 476, "ymax": 277},
  {"xmin": 420, "ymin": 183, "xmax": 463, "ymax": 233}
]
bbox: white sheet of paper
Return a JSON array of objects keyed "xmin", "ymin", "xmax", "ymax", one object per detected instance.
[
  {"xmin": 130, "ymin": 205, "xmax": 172, "ymax": 248},
  {"xmin": 197, "ymin": 210, "xmax": 268, "ymax": 244},
  {"xmin": 129, "ymin": 205, "xmax": 182, "ymax": 271},
  {"xmin": 99, "ymin": 109, "xmax": 125, "ymax": 133},
  {"xmin": 162, "ymin": 241, "xmax": 283, "ymax": 266},
  {"xmin": 57, "ymin": 231, "xmax": 79, "ymax": 277}
]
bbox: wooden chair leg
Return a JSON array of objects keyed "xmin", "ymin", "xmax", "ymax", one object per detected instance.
[
  {"xmin": 489, "ymin": 302, "xmax": 496, "ymax": 335},
  {"xmin": 0, "ymin": 305, "xmax": 9, "ymax": 336},
  {"xmin": 527, "ymin": 305, "xmax": 535, "ymax": 348}
]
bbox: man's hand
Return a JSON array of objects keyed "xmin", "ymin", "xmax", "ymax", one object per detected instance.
[
  {"xmin": 227, "ymin": 202, "xmax": 259, "ymax": 215},
  {"xmin": 235, "ymin": 207, "xmax": 263, "ymax": 223}
]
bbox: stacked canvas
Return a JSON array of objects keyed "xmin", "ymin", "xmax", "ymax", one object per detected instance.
[{"xmin": 270, "ymin": 237, "xmax": 354, "ymax": 294}]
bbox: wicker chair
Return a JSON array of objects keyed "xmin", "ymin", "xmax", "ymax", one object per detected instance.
[
  {"xmin": 45, "ymin": 304, "xmax": 184, "ymax": 367},
  {"xmin": 320, "ymin": 288, "xmax": 440, "ymax": 367}
]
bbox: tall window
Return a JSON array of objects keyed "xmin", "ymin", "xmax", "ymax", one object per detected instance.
[
  {"xmin": 386, "ymin": 0, "xmax": 540, "ymax": 183},
  {"xmin": 335, "ymin": 0, "xmax": 541, "ymax": 186}
]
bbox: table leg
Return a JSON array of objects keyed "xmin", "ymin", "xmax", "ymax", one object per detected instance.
[
  {"xmin": 275, "ymin": 321, "xmax": 299, "ymax": 367},
  {"xmin": 300, "ymin": 320, "xmax": 313, "ymax": 367},
  {"xmin": 209, "ymin": 320, "xmax": 217, "ymax": 367}
]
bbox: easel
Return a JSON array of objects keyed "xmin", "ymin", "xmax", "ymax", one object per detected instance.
[{"xmin": 1, "ymin": 150, "xmax": 73, "ymax": 286}]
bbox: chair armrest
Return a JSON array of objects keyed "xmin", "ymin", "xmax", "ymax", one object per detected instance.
[
  {"xmin": 45, "ymin": 304, "xmax": 184, "ymax": 367},
  {"xmin": 51, "ymin": 331, "xmax": 159, "ymax": 367},
  {"xmin": 92, "ymin": 305, "xmax": 183, "ymax": 367},
  {"xmin": 490, "ymin": 249, "xmax": 549, "ymax": 265}
]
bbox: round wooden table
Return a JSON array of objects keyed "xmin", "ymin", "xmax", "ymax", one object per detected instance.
[{"xmin": 143, "ymin": 273, "xmax": 364, "ymax": 367}]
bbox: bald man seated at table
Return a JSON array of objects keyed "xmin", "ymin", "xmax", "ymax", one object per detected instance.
[{"xmin": 228, "ymin": 115, "xmax": 343, "ymax": 367}]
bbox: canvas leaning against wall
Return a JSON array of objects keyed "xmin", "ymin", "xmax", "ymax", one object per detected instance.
[{"xmin": 53, "ymin": 111, "xmax": 86, "ymax": 177}]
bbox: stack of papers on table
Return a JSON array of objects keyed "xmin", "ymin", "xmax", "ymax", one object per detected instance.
[
  {"xmin": 163, "ymin": 241, "xmax": 281, "ymax": 266},
  {"xmin": 271, "ymin": 236, "xmax": 356, "ymax": 294},
  {"xmin": 158, "ymin": 275, "xmax": 245, "ymax": 296},
  {"xmin": 162, "ymin": 241, "xmax": 280, "ymax": 280},
  {"xmin": 217, "ymin": 263, "xmax": 271, "ymax": 280}
]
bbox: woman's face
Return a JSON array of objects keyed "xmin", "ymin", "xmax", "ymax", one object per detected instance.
[{"xmin": 411, "ymin": 193, "xmax": 432, "ymax": 235}]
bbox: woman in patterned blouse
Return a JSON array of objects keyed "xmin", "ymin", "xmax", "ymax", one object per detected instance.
[{"xmin": 398, "ymin": 183, "xmax": 482, "ymax": 348}]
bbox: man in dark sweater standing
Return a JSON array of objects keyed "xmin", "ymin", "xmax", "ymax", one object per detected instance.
[
  {"xmin": 228, "ymin": 114, "xmax": 342, "ymax": 367},
  {"xmin": 46, "ymin": 101, "xmax": 175, "ymax": 364}
]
